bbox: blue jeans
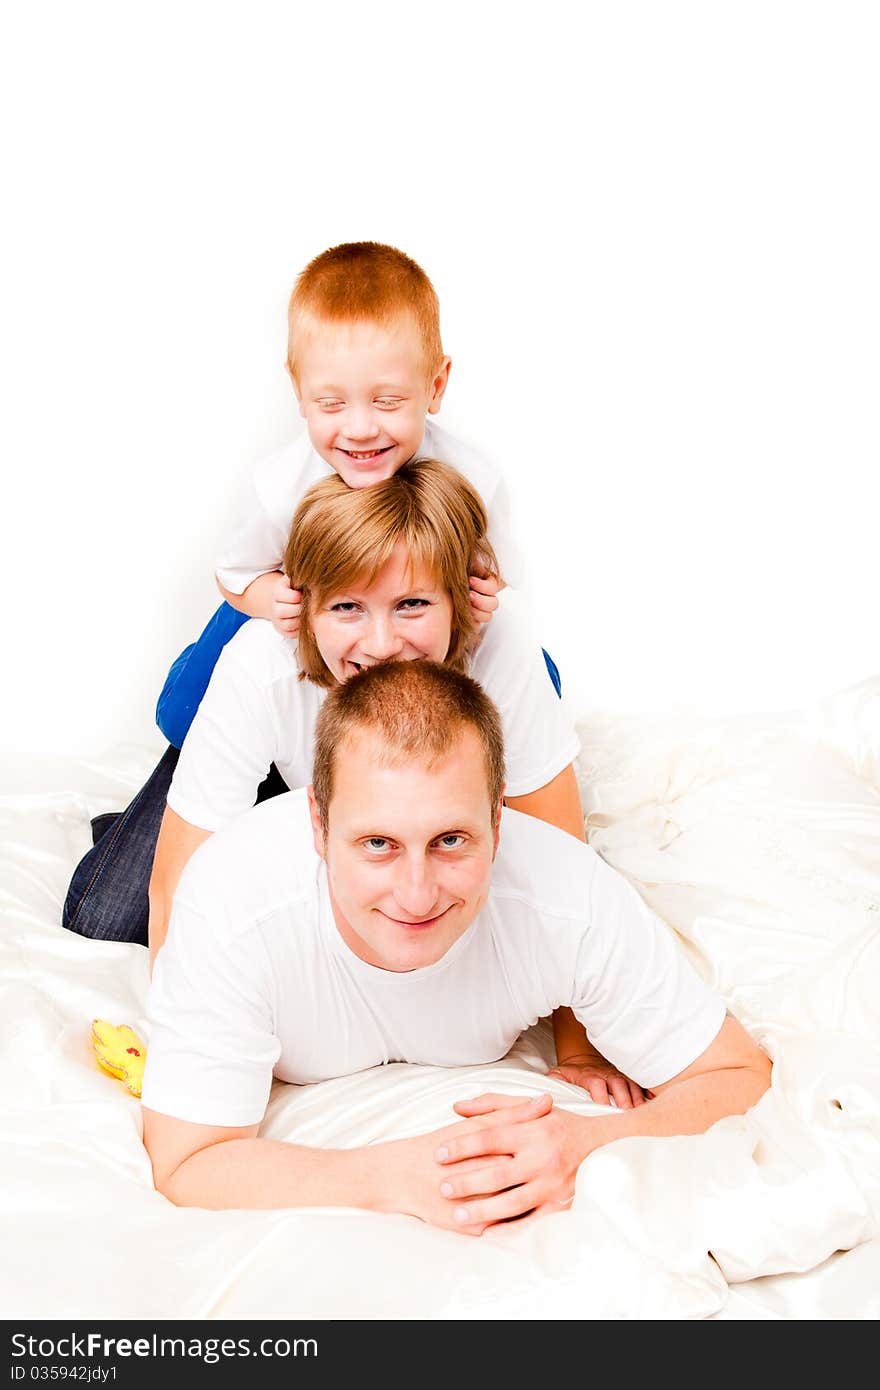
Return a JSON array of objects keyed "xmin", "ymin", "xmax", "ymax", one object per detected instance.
[
  {"xmin": 156, "ymin": 603, "xmax": 249, "ymax": 748},
  {"xmin": 62, "ymin": 751, "xmax": 288, "ymax": 945},
  {"xmin": 62, "ymin": 746, "xmax": 180, "ymax": 945}
]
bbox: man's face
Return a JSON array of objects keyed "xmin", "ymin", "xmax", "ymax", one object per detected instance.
[
  {"xmin": 309, "ymin": 726, "xmax": 501, "ymax": 973},
  {"xmin": 292, "ymin": 315, "xmax": 451, "ymax": 488},
  {"xmin": 309, "ymin": 544, "xmax": 454, "ymax": 683}
]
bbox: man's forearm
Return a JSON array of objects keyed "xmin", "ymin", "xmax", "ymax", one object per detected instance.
[
  {"xmin": 160, "ymin": 1135, "xmax": 395, "ymax": 1213},
  {"xmin": 572, "ymin": 1060, "xmax": 771, "ymax": 1156}
]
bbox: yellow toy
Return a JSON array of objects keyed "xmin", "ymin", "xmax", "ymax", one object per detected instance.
[{"xmin": 91, "ymin": 1019, "xmax": 147, "ymax": 1098}]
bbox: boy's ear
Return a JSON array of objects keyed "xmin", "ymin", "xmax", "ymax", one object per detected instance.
[
  {"xmin": 286, "ymin": 360, "xmax": 305, "ymax": 414},
  {"xmin": 307, "ymin": 785, "xmax": 326, "ymax": 858},
  {"xmin": 427, "ymin": 356, "xmax": 452, "ymax": 414}
]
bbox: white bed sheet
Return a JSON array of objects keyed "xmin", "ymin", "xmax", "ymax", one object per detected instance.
[{"xmin": 2, "ymin": 678, "xmax": 879, "ymax": 1320}]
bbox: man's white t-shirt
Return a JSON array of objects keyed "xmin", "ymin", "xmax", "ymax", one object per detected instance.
[
  {"xmin": 142, "ymin": 794, "xmax": 727, "ymax": 1128},
  {"xmin": 216, "ymin": 418, "xmax": 524, "ymax": 592},
  {"xmin": 166, "ymin": 589, "xmax": 579, "ymax": 830}
]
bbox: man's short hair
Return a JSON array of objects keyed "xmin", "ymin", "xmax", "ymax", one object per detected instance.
[
  {"xmin": 311, "ymin": 660, "xmax": 506, "ymax": 832},
  {"xmin": 286, "ymin": 458, "xmax": 497, "ymax": 689},
  {"xmin": 287, "ymin": 241, "xmax": 444, "ymax": 381}
]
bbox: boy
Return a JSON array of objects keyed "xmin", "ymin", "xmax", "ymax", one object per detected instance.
[{"xmin": 156, "ymin": 242, "xmax": 521, "ymax": 747}]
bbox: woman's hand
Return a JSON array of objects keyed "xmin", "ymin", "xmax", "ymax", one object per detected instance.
[{"xmin": 547, "ymin": 1054, "xmax": 645, "ymax": 1109}]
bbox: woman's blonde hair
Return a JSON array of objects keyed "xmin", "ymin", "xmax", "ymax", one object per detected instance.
[{"xmin": 285, "ymin": 458, "xmax": 497, "ymax": 689}]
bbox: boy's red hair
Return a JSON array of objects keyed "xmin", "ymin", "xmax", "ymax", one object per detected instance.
[{"xmin": 287, "ymin": 241, "xmax": 444, "ymax": 381}]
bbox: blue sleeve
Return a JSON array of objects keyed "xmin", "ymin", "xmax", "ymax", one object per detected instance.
[
  {"xmin": 542, "ymin": 648, "xmax": 562, "ymax": 697},
  {"xmin": 155, "ymin": 603, "xmax": 251, "ymax": 748}
]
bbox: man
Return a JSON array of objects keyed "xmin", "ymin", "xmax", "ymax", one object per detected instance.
[{"xmin": 142, "ymin": 660, "xmax": 771, "ymax": 1235}]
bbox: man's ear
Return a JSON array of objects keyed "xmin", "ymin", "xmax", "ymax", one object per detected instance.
[
  {"xmin": 307, "ymin": 785, "xmax": 326, "ymax": 858},
  {"xmin": 427, "ymin": 356, "xmax": 452, "ymax": 414},
  {"xmin": 492, "ymin": 792, "xmax": 504, "ymax": 857}
]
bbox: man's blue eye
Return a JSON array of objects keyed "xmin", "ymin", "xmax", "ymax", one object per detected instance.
[
  {"xmin": 438, "ymin": 835, "xmax": 464, "ymax": 849},
  {"xmin": 365, "ymin": 838, "xmax": 389, "ymax": 852}
]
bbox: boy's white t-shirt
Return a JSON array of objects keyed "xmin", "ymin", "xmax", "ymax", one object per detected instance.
[
  {"xmin": 215, "ymin": 418, "xmax": 524, "ymax": 592},
  {"xmin": 142, "ymin": 794, "xmax": 727, "ymax": 1127},
  {"xmin": 166, "ymin": 589, "xmax": 579, "ymax": 830}
]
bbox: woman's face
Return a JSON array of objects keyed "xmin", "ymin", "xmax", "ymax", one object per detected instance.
[{"xmin": 309, "ymin": 542, "xmax": 454, "ymax": 684}]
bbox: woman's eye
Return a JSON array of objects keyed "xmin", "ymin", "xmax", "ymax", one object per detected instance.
[
  {"xmin": 397, "ymin": 598, "xmax": 429, "ymax": 612},
  {"xmin": 436, "ymin": 834, "xmax": 465, "ymax": 850},
  {"xmin": 330, "ymin": 601, "xmax": 360, "ymax": 614}
]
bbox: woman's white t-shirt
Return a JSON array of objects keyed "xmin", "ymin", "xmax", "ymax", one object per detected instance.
[{"xmin": 167, "ymin": 589, "xmax": 579, "ymax": 832}]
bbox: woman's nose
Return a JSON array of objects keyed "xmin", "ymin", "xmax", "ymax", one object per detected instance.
[{"xmin": 363, "ymin": 616, "xmax": 404, "ymax": 660}]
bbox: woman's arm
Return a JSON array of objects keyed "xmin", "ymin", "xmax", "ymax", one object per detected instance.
[
  {"xmin": 504, "ymin": 763, "xmax": 585, "ymax": 842},
  {"xmin": 147, "ymin": 807, "xmax": 212, "ymax": 968},
  {"xmin": 506, "ymin": 765, "xmax": 645, "ymax": 1109}
]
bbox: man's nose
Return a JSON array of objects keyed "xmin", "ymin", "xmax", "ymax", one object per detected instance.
[
  {"xmin": 393, "ymin": 855, "xmax": 439, "ymax": 919},
  {"xmin": 363, "ymin": 616, "xmax": 404, "ymax": 660}
]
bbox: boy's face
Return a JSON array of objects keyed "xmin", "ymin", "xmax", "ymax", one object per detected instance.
[
  {"xmin": 309, "ymin": 725, "xmax": 501, "ymax": 973},
  {"xmin": 291, "ymin": 316, "xmax": 451, "ymax": 489}
]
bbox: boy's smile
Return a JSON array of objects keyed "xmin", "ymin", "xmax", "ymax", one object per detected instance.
[{"xmin": 291, "ymin": 316, "xmax": 451, "ymax": 489}]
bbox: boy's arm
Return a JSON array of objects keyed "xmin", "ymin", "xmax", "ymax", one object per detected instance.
[
  {"xmin": 216, "ymin": 572, "xmax": 302, "ymax": 636},
  {"xmin": 468, "ymin": 573, "xmax": 503, "ymax": 626},
  {"xmin": 147, "ymin": 807, "xmax": 212, "ymax": 968},
  {"xmin": 506, "ymin": 767, "xmax": 645, "ymax": 1109}
]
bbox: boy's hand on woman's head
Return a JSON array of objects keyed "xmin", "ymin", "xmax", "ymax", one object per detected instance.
[
  {"xmin": 272, "ymin": 574, "xmax": 303, "ymax": 637},
  {"xmin": 469, "ymin": 572, "xmax": 503, "ymax": 626}
]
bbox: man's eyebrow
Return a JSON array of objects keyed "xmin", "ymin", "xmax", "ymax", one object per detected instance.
[{"xmin": 346, "ymin": 820, "xmax": 482, "ymax": 840}]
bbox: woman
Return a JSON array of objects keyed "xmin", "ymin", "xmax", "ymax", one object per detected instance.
[{"xmin": 64, "ymin": 459, "xmax": 641, "ymax": 1105}]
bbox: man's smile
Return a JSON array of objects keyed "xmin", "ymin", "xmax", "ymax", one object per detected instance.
[{"xmin": 377, "ymin": 904, "xmax": 455, "ymax": 931}]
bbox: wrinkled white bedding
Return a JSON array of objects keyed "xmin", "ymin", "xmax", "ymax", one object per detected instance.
[{"xmin": 2, "ymin": 678, "xmax": 879, "ymax": 1320}]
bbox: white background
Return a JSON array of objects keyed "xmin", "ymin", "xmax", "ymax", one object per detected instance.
[{"xmin": 1, "ymin": 1, "xmax": 877, "ymax": 757}]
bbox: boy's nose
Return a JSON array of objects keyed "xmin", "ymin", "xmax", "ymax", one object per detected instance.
[{"xmin": 343, "ymin": 409, "xmax": 380, "ymax": 442}]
